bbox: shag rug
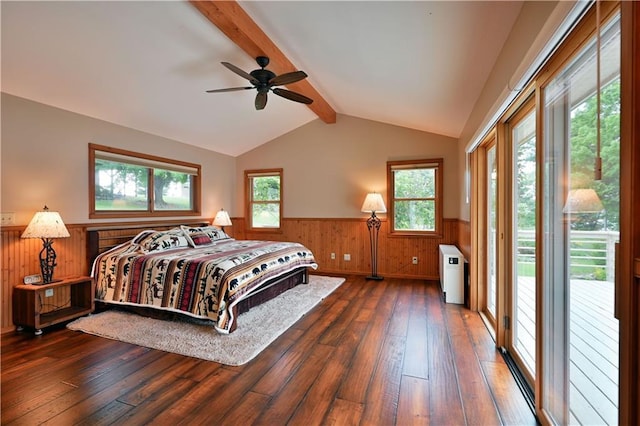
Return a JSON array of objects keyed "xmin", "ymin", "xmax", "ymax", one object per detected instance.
[{"xmin": 67, "ymin": 275, "xmax": 345, "ymax": 366}]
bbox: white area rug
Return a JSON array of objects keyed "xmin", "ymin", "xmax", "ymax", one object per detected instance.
[{"xmin": 67, "ymin": 275, "xmax": 345, "ymax": 366}]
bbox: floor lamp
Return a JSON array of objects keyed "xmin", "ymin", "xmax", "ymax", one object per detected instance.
[{"xmin": 361, "ymin": 193, "xmax": 386, "ymax": 281}]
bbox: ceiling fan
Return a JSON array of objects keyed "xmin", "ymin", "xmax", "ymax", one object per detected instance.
[{"xmin": 206, "ymin": 56, "xmax": 314, "ymax": 110}]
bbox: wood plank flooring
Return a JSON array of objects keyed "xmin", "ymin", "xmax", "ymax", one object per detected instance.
[{"xmin": 1, "ymin": 276, "xmax": 536, "ymax": 425}]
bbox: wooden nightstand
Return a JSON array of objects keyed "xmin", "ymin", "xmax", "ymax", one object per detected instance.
[{"xmin": 13, "ymin": 276, "xmax": 94, "ymax": 335}]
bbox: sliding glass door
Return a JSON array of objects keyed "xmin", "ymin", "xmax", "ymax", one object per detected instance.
[
  {"xmin": 470, "ymin": 3, "xmax": 625, "ymax": 423},
  {"xmin": 507, "ymin": 103, "xmax": 537, "ymax": 385},
  {"xmin": 473, "ymin": 133, "xmax": 498, "ymax": 332},
  {"xmin": 486, "ymin": 142, "xmax": 498, "ymax": 324},
  {"xmin": 541, "ymin": 11, "xmax": 620, "ymax": 425}
]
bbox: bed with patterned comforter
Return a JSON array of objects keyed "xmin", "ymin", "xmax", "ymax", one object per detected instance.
[{"xmin": 91, "ymin": 225, "xmax": 317, "ymax": 333}]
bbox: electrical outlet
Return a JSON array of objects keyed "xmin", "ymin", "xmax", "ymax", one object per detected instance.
[
  {"xmin": 45, "ymin": 289, "xmax": 54, "ymax": 298},
  {"xmin": 331, "ymin": 252, "xmax": 336, "ymax": 260},
  {"xmin": 1, "ymin": 212, "xmax": 15, "ymax": 226},
  {"xmin": 344, "ymin": 253, "xmax": 351, "ymax": 261},
  {"xmin": 412, "ymin": 256, "xmax": 418, "ymax": 265}
]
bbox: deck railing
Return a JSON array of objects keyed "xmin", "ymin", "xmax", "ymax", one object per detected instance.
[{"xmin": 516, "ymin": 230, "xmax": 619, "ymax": 281}]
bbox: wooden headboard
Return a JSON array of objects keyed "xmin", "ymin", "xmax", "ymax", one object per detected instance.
[{"xmin": 87, "ymin": 221, "xmax": 210, "ymax": 265}]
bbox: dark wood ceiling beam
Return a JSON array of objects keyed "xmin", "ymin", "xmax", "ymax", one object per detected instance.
[{"xmin": 190, "ymin": 0, "xmax": 337, "ymax": 124}]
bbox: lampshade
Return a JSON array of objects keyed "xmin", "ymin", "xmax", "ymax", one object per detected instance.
[
  {"xmin": 213, "ymin": 209, "xmax": 232, "ymax": 227},
  {"xmin": 361, "ymin": 193, "xmax": 387, "ymax": 214},
  {"xmin": 21, "ymin": 206, "xmax": 70, "ymax": 239},
  {"xmin": 563, "ymin": 189, "xmax": 604, "ymax": 213}
]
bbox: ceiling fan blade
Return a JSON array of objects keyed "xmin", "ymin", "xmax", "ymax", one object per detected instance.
[
  {"xmin": 272, "ymin": 88, "xmax": 313, "ymax": 105},
  {"xmin": 206, "ymin": 86, "xmax": 253, "ymax": 93},
  {"xmin": 255, "ymin": 92, "xmax": 268, "ymax": 110},
  {"xmin": 221, "ymin": 62, "xmax": 259, "ymax": 84},
  {"xmin": 269, "ymin": 71, "xmax": 308, "ymax": 86}
]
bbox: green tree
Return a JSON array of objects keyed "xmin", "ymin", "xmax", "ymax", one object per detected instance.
[
  {"xmin": 570, "ymin": 79, "xmax": 620, "ymax": 231},
  {"xmin": 154, "ymin": 170, "xmax": 188, "ymax": 208},
  {"xmin": 253, "ymin": 176, "xmax": 280, "ymax": 200},
  {"xmin": 251, "ymin": 176, "xmax": 281, "ymax": 226},
  {"xmin": 394, "ymin": 169, "xmax": 435, "ymax": 230},
  {"xmin": 516, "ymin": 134, "xmax": 537, "ymax": 230},
  {"xmin": 95, "ymin": 160, "xmax": 144, "ymax": 200}
]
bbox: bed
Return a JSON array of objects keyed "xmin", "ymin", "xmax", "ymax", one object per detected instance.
[{"xmin": 88, "ymin": 223, "xmax": 318, "ymax": 333}]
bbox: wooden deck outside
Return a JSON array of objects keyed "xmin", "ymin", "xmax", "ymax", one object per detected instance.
[{"xmin": 516, "ymin": 277, "xmax": 619, "ymax": 425}]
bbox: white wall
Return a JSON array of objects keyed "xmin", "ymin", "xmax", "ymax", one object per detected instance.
[
  {"xmin": 457, "ymin": 1, "xmax": 563, "ymax": 222},
  {"xmin": 235, "ymin": 114, "xmax": 461, "ymax": 219},
  {"xmin": 1, "ymin": 93, "xmax": 236, "ymax": 225}
]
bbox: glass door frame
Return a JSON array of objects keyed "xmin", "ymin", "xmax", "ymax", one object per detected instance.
[
  {"xmin": 619, "ymin": 2, "xmax": 640, "ymax": 423},
  {"xmin": 470, "ymin": 130, "xmax": 502, "ymax": 341},
  {"xmin": 502, "ymin": 97, "xmax": 538, "ymax": 391}
]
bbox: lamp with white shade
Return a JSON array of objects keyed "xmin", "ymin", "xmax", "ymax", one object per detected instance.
[
  {"xmin": 361, "ymin": 193, "xmax": 386, "ymax": 281},
  {"xmin": 563, "ymin": 188, "xmax": 606, "ymax": 230},
  {"xmin": 563, "ymin": 188, "xmax": 604, "ymax": 213},
  {"xmin": 21, "ymin": 206, "xmax": 70, "ymax": 284},
  {"xmin": 213, "ymin": 208, "xmax": 232, "ymax": 232}
]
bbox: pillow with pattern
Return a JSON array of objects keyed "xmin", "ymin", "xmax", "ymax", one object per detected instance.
[
  {"xmin": 132, "ymin": 228, "xmax": 190, "ymax": 252},
  {"xmin": 181, "ymin": 225, "xmax": 229, "ymax": 247}
]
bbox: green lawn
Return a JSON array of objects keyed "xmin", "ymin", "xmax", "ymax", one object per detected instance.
[{"xmin": 96, "ymin": 196, "xmax": 190, "ymax": 211}]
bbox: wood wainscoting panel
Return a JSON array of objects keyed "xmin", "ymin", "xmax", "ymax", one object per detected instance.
[
  {"xmin": 1, "ymin": 225, "xmax": 88, "ymax": 333},
  {"xmin": 233, "ymin": 217, "xmax": 460, "ymax": 280}
]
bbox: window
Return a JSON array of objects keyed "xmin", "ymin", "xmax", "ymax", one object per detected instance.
[
  {"xmin": 387, "ymin": 158, "xmax": 443, "ymax": 236},
  {"xmin": 245, "ymin": 169, "xmax": 283, "ymax": 230},
  {"xmin": 89, "ymin": 144, "xmax": 201, "ymax": 218}
]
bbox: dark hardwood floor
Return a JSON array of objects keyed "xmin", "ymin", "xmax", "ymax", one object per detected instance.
[{"xmin": 1, "ymin": 276, "xmax": 536, "ymax": 425}]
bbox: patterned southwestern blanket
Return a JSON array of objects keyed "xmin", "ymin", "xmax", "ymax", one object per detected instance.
[{"xmin": 92, "ymin": 237, "xmax": 317, "ymax": 334}]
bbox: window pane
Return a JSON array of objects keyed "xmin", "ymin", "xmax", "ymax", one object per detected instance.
[
  {"xmin": 252, "ymin": 203, "xmax": 280, "ymax": 227},
  {"xmin": 153, "ymin": 169, "xmax": 192, "ymax": 211},
  {"xmin": 542, "ymin": 13, "xmax": 620, "ymax": 425},
  {"xmin": 394, "ymin": 200, "xmax": 435, "ymax": 231},
  {"xmin": 252, "ymin": 176, "xmax": 281, "ymax": 201},
  {"xmin": 95, "ymin": 159, "xmax": 148, "ymax": 210},
  {"xmin": 246, "ymin": 170, "xmax": 282, "ymax": 229},
  {"xmin": 486, "ymin": 145, "xmax": 498, "ymax": 319},
  {"xmin": 394, "ymin": 169, "xmax": 435, "ymax": 198},
  {"xmin": 513, "ymin": 110, "xmax": 537, "ymax": 378}
]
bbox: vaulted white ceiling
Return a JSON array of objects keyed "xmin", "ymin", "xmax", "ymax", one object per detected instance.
[{"xmin": 1, "ymin": 1, "xmax": 523, "ymax": 157}]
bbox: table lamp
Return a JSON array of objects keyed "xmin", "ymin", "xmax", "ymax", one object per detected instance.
[
  {"xmin": 21, "ymin": 206, "xmax": 70, "ymax": 284},
  {"xmin": 213, "ymin": 208, "xmax": 232, "ymax": 232}
]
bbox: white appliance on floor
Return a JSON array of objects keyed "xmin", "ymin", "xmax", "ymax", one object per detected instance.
[{"xmin": 439, "ymin": 244, "xmax": 465, "ymax": 304}]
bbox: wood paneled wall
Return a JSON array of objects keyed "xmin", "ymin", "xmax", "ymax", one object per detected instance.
[
  {"xmin": 1, "ymin": 217, "xmax": 463, "ymax": 333},
  {"xmin": 1, "ymin": 225, "xmax": 89, "ymax": 333},
  {"xmin": 231, "ymin": 217, "xmax": 460, "ymax": 279}
]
